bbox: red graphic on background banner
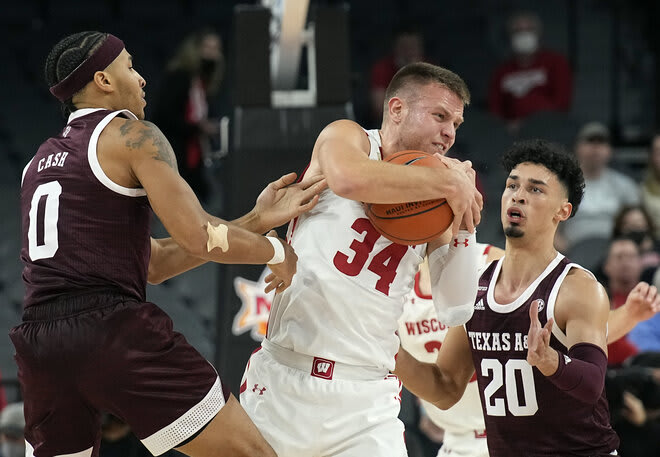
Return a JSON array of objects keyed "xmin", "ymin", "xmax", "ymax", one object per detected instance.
[{"xmin": 233, "ymin": 267, "xmax": 274, "ymax": 341}]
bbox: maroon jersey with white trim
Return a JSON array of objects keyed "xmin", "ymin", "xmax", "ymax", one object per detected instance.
[
  {"xmin": 466, "ymin": 253, "xmax": 619, "ymax": 456},
  {"xmin": 20, "ymin": 108, "xmax": 151, "ymax": 308}
]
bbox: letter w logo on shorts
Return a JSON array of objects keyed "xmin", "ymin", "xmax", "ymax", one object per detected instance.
[{"xmin": 311, "ymin": 357, "xmax": 335, "ymax": 380}]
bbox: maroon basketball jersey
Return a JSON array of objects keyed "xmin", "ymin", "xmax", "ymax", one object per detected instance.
[
  {"xmin": 20, "ymin": 109, "xmax": 151, "ymax": 308},
  {"xmin": 466, "ymin": 253, "xmax": 619, "ymax": 456}
]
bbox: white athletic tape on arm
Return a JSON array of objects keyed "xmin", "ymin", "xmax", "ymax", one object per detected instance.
[
  {"xmin": 206, "ymin": 222, "xmax": 229, "ymax": 252},
  {"xmin": 428, "ymin": 230, "xmax": 479, "ymax": 326},
  {"xmin": 266, "ymin": 236, "xmax": 286, "ymax": 264}
]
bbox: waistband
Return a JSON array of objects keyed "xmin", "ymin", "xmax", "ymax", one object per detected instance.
[
  {"xmin": 22, "ymin": 290, "xmax": 138, "ymax": 321},
  {"xmin": 444, "ymin": 429, "xmax": 487, "ymax": 441},
  {"xmin": 262, "ymin": 339, "xmax": 389, "ymax": 381}
]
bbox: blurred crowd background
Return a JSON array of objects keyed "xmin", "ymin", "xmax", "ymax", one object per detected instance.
[{"xmin": 1, "ymin": 0, "xmax": 660, "ymax": 455}]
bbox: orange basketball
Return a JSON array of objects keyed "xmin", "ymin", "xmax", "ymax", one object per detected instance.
[{"xmin": 365, "ymin": 150, "xmax": 454, "ymax": 245}]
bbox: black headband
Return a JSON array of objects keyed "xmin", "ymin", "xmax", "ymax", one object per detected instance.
[{"xmin": 50, "ymin": 34, "xmax": 125, "ymax": 102}]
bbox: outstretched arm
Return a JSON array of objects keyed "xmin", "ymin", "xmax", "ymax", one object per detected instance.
[
  {"xmin": 104, "ymin": 118, "xmax": 300, "ymax": 288},
  {"xmin": 607, "ymin": 281, "xmax": 660, "ymax": 343},
  {"xmin": 148, "ymin": 173, "xmax": 326, "ymax": 284},
  {"xmin": 394, "ymin": 326, "xmax": 475, "ymax": 410}
]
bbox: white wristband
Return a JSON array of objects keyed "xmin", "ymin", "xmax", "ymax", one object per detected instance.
[{"xmin": 266, "ymin": 236, "xmax": 286, "ymax": 265}]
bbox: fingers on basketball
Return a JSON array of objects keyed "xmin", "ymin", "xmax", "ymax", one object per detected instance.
[{"xmin": 365, "ymin": 151, "xmax": 454, "ymax": 245}]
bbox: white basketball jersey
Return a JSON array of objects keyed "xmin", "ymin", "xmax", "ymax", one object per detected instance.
[
  {"xmin": 398, "ymin": 244, "xmax": 492, "ymax": 434},
  {"xmin": 267, "ymin": 129, "xmax": 426, "ymax": 370}
]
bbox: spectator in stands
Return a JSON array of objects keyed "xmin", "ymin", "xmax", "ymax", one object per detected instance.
[
  {"xmin": 557, "ymin": 122, "xmax": 640, "ymax": 252},
  {"xmin": 488, "ymin": 10, "xmax": 573, "ymax": 132},
  {"xmin": 612, "ymin": 205, "xmax": 660, "ymax": 280},
  {"xmin": 602, "ymin": 236, "xmax": 643, "ymax": 367},
  {"xmin": 369, "ymin": 26, "xmax": 426, "ymax": 124},
  {"xmin": 641, "ymin": 132, "xmax": 660, "ymax": 238},
  {"xmin": 152, "ymin": 28, "xmax": 224, "ymax": 205},
  {"xmin": 0, "ymin": 402, "xmax": 24, "ymax": 457}
]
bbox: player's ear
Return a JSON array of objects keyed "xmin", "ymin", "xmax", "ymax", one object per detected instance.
[
  {"xmin": 555, "ymin": 200, "xmax": 572, "ymax": 222},
  {"xmin": 92, "ymin": 70, "xmax": 114, "ymax": 94},
  {"xmin": 387, "ymin": 97, "xmax": 404, "ymax": 123}
]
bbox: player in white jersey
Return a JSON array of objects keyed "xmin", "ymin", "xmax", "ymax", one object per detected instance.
[
  {"xmin": 398, "ymin": 243, "xmax": 503, "ymax": 457},
  {"xmin": 241, "ymin": 62, "xmax": 483, "ymax": 457}
]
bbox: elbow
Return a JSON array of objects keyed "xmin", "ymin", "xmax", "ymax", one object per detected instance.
[
  {"xmin": 147, "ymin": 256, "xmax": 168, "ymax": 285},
  {"xmin": 174, "ymin": 229, "xmax": 208, "ymax": 259},
  {"xmin": 582, "ymin": 380, "xmax": 605, "ymax": 405},
  {"xmin": 327, "ymin": 175, "xmax": 366, "ymax": 200},
  {"xmin": 430, "ymin": 384, "xmax": 464, "ymax": 410}
]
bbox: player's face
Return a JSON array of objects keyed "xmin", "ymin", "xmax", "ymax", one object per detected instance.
[
  {"xmin": 501, "ymin": 162, "xmax": 571, "ymax": 240},
  {"xmin": 396, "ymin": 83, "xmax": 464, "ymax": 156},
  {"xmin": 105, "ymin": 49, "xmax": 147, "ymax": 119}
]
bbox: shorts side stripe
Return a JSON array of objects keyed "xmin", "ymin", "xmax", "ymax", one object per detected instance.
[{"xmin": 141, "ymin": 376, "xmax": 226, "ymax": 456}]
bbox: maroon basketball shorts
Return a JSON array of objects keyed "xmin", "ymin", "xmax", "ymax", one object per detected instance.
[{"xmin": 10, "ymin": 292, "xmax": 230, "ymax": 456}]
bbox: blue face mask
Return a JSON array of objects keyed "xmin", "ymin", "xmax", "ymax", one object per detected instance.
[{"xmin": 1, "ymin": 441, "xmax": 24, "ymax": 457}]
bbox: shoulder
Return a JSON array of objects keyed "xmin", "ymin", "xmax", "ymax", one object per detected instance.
[
  {"xmin": 557, "ymin": 267, "xmax": 610, "ymax": 320},
  {"xmin": 317, "ymin": 120, "xmax": 369, "ymax": 147},
  {"xmin": 102, "ymin": 118, "xmax": 172, "ymax": 159},
  {"xmin": 104, "ymin": 117, "xmax": 161, "ymax": 141}
]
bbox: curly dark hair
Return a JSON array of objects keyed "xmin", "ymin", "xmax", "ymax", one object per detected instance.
[
  {"xmin": 44, "ymin": 31, "xmax": 108, "ymax": 116},
  {"xmin": 501, "ymin": 139, "xmax": 585, "ymax": 217}
]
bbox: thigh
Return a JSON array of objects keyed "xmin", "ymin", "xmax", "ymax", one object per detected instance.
[
  {"xmin": 240, "ymin": 348, "xmax": 321, "ymax": 457},
  {"xmin": 90, "ymin": 302, "xmax": 228, "ymax": 455},
  {"xmin": 324, "ymin": 375, "xmax": 407, "ymax": 457},
  {"xmin": 176, "ymin": 394, "xmax": 276, "ymax": 457},
  {"xmin": 11, "ymin": 322, "xmax": 102, "ymax": 457}
]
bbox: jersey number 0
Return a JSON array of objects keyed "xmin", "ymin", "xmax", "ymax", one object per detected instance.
[{"xmin": 27, "ymin": 181, "xmax": 61, "ymax": 261}]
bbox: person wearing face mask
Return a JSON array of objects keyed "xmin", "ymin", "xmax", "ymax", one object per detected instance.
[
  {"xmin": 152, "ymin": 28, "xmax": 225, "ymax": 205},
  {"xmin": 488, "ymin": 11, "xmax": 573, "ymax": 131},
  {"xmin": 0, "ymin": 402, "xmax": 25, "ymax": 457}
]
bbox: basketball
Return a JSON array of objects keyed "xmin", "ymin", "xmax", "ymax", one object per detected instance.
[{"xmin": 365, "ymin": 150, "xmax": 454, "ymax": 245}]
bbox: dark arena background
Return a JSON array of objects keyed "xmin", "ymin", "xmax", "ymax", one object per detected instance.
[{"xmin": 1, "ymin": 1, "xmax": 660, "ymax": 454}]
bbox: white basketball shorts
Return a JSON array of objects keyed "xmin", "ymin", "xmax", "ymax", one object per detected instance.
[{"xmin": 240, "ymin": 340, "xmax": 408, "ymax": 457}]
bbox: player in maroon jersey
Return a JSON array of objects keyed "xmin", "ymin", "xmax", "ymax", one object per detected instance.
[
  {"xmin": 396, "ymin": 139, "xmax": 622, "ymax": 456},
  {"xmin": 12, "ymin": 31, "xmax": 324, "ymax": 457}
]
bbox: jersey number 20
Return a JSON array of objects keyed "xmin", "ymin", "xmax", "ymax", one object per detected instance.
[
  {"xmin": 482, "ymin": 358, "xmax": 538, "ymax": 417},
  {"xmin": 27, "ymin": 181, "xmax": 61, "ymax": 261}
]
